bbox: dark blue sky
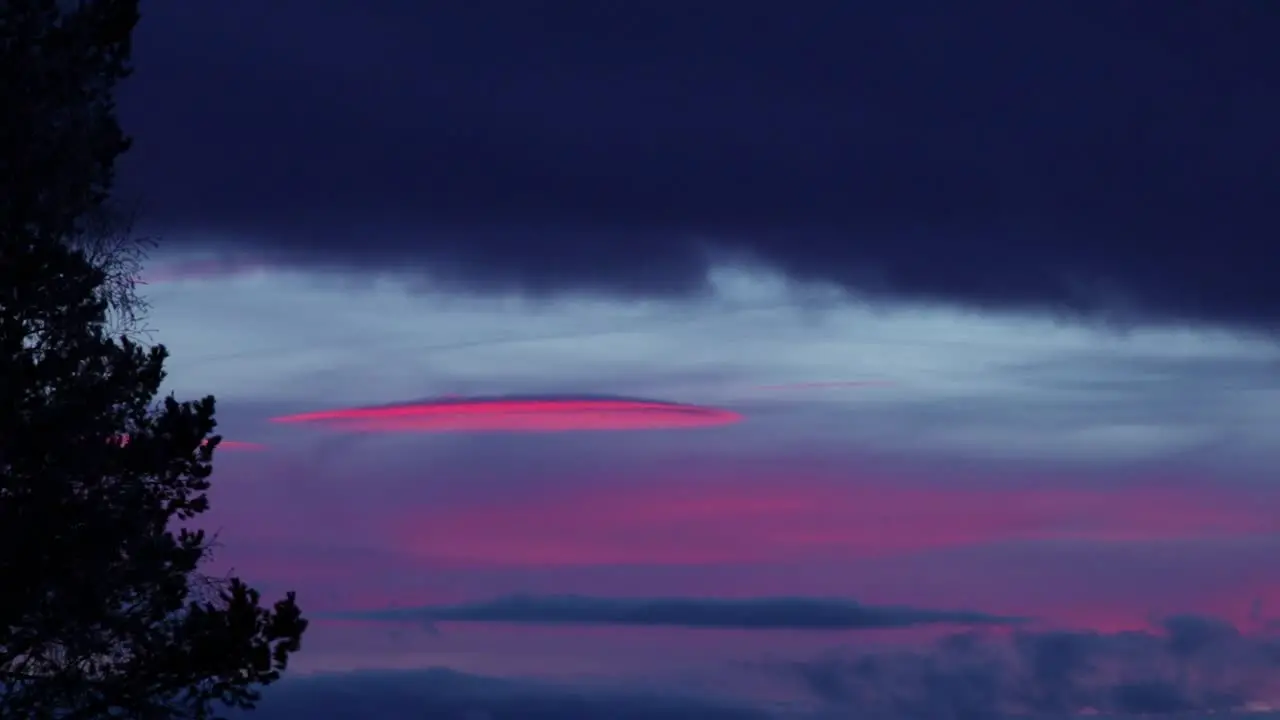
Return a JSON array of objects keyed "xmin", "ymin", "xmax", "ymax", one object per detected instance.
[{"xmin": 119, "ymin": 1, "xmax": 1279, "ymax": 327}]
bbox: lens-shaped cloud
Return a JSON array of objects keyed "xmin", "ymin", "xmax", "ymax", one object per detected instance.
[{"xmin": 270, "ymin": 395, "xmax": 743, "ymax": 433}]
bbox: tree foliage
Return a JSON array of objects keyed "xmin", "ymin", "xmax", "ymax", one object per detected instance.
[
  {"xmin": 69, "ymin": 204, "xmax": 157, "ymax": 338},
  {"xmin": 1, "ymin": 2, "xmax": 308, "ymax": 718}
]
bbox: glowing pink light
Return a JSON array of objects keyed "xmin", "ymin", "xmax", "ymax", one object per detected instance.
[{"xmin": 270, "ymin": 397, "xmax": 744, "ymax": 434}]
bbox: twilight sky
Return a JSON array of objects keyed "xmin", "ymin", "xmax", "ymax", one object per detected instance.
[{"xmin": 117, "ymin": 2, "xmax": 1280, "ymax": 718}]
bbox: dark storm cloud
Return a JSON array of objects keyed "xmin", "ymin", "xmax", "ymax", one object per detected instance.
[
  {"xmin": 119, "ymin": 1, "xmax": 1280, "ymax": 326},
  {"xmin": 339, "ymin": 594, "xmax": 1022, "ymax": 630},
  {"xmin": 232, "ymin": 669, "xmax": 771, "ymax": 720}
]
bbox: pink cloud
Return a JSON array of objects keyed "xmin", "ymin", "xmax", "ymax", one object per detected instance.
[
  {"xmin": 270, "ymin": 397, "xmax": 743, "ymax": 433},
  {"xmin": 197, "ymin": 456, "xmax": 1280, "ymax": 642},
  {"xmin": 394, "ymin": 475, "xmax": 1280, "ymax": 567}
]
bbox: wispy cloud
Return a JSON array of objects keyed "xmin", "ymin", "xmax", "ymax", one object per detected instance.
[{"xmin": 390, "ymin": 476, "xmax": 1280, "ymax": 568}]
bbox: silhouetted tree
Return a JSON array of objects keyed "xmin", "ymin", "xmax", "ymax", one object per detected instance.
[
  {"xmin": 1, "ymin": 2, "xmax": 308, "ymax": 718},
  {"xmin": 69, "ymin": 204, "xmax": 157, "ymax": 338},
  {"xmin": 1, "ymin": 0, "xmax": 153, "ymax": 332}
]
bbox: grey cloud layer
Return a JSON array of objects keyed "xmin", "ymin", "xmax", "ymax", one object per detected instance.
[{"xmin": 165, "ymin": 273, "xmax": 1280, "ymax": 471}]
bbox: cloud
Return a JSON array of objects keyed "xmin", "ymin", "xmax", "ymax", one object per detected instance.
[
  {"xmin": 749, "ymin": 381, "xmax": 895, "ymax": 393},
  {"xmin": 219, "ymin": 621, "xmax": 1280, "ymax": 719},
  {"xmin": 386, "ymin": 474, "xmax": 1280, "ymax": 568},
  {"xmin": 778, "ymin": 618, "xmax": 1280, "ymax": 718},
  {"xmin": 149, "ymin": 268, "xmax": 1280, "ymax": 469},
  {"xmin": 142, "ymin": 252, "xmax": 267, "ymax": 284},
  {"xmin": 232, "ymin": 668, "xmax": 772, "ymax": 720},
  {"xmin": 338, "ymin": 595, "xmax": 1023, "ymax": 631},
  {"xmin": 268, "ymin": 395, "xmax": 742, "ymax": 434},
  {"xmin": 119, "ymin": 2, "xmax": 1280, "ymax": 328}
]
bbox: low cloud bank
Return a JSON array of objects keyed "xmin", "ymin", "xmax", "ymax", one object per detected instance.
[
  {"xmin": 780, "ymin": 615, "xmax": 1280, "ymax": 718},
  {"xmin": 218, "ymin": 613, "xmax": 1280, "ymax": 719},
  {"xmin": 235, "ymin": 668, "xmax": 771, "ymax": 720},
  {"xmin": 340, "ymin": 594, "xmax": 1023, "ymax": 631}
]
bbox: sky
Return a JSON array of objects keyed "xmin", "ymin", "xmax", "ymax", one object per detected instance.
[{"xmin": 112, "ymin": 2, "xmax": 1280, "ymax": 718}]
